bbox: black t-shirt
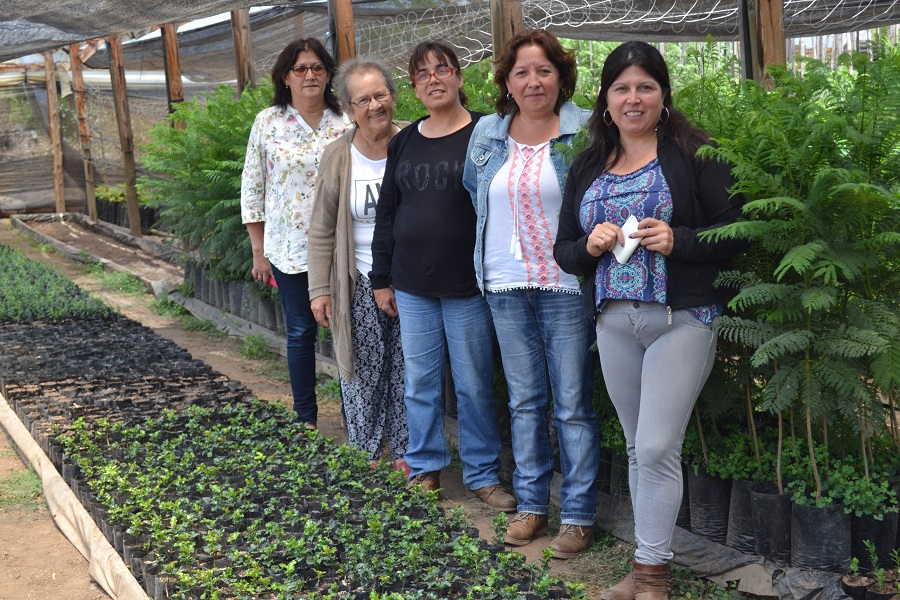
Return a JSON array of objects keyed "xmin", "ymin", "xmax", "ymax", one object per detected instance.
[{"xmin": 370, "ymin": 113, "xmax": 482, "ymax": 298}]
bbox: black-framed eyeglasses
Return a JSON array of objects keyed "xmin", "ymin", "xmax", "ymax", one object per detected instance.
[
  {"xmin": 349, "ymin": 92, "xmax": 391, "ymax": 109},
  {"xmin": 290, "ymin": 64, "xmax": 326, "ymax": 77},
  {"xmin": 412, "ymin": 66, "xmax": 456, "ymax": 85}
]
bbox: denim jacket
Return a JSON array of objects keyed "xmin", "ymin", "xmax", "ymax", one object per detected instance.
[{"xmin": 462, "ymin": 101, "xmax": 590, "ymax": 292}]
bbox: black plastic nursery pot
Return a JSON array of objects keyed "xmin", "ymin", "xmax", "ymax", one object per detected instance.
[
  {"xmin": 790, "ymin": 501, "xmax": 851, "ymax": 573},
  {"xmin": 840, "ymin": 574, "xmax": 874, "ymax": 600},
  {"xmin": 725, "ymin": 478, "xmax": 756, "ymax": 555},
  {"xmin": 687, "ymin": 464, "xmax": 731, "ymax": 544},
  {"xmin": 851, "ymin": 510, "xmax": 899, "ymax": 572},
  {"xmin": 749, "ymin": 481, "xmax": 791, "ymax": 565}
]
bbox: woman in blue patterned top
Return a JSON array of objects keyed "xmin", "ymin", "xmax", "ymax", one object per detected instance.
[{"xmin": 554, "ymin": 41, "xmax": 746, "ymax": 600}]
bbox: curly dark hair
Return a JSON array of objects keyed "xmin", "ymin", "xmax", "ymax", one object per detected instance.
[
  {"xmin": 271, "ymin": 38, "xmax": 341, "ymax": 115},
  {"xmin": 492, "ymin": 29, "xmax": 577, "ymax": 117},
  {"xmin": 578, "ymin": 41, "xmax": 707, "ymax": 175}
]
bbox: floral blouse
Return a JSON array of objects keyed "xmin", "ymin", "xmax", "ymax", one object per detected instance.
[{"xmin": 241, "ymin": 105, "xmax": 350, "ymax": 273}]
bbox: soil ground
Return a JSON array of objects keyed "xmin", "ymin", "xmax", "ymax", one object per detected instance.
[{"xmin": 0, "ymin": 218, "xmax": 616, "ymax": 599}]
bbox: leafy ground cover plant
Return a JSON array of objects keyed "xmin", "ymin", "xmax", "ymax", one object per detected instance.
[
  {"xmin": 54, "ymin": 400, "xmax": 585, "ymax": 599},
  {"xmin": 0, "ymin": 244, "xmax": 114, "ymax": 322}
]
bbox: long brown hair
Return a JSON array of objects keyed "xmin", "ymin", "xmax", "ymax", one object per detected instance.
[{"xmin": 579, "ymin": 41, "xmax": 707, "ymax": 175}]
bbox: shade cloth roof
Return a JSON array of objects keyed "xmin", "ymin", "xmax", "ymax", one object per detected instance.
[{"xmin": 1, "ymin": 1, "xmax": 899, "ymax": 72}]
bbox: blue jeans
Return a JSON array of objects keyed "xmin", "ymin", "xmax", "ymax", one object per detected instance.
[
  {"xmin": 394, "ymin": 290, "xmax": 502, "ymax": 490},
  {"xmin": 596, "ymin": 300, "xmax": 717, "ymax": 565},
  {"xmin": 487, "ymin": 289, "xmax": 599, "ymax": 525},
  {"xmin": 270, "ymin": 267, "xmax": 317, "ymax": 424}
]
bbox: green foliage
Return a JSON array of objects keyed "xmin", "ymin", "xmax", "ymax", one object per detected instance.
[
  {"xmin": 865, "ymin": 539, "xmax": 886, "ymax": 591},
  {"xmin": 315, "ymin": 374, "xmax": 342, "ymax": 401},
  {"xmin": 0, "ymin": 244, "xmax": 114, "ymax": 322},
  {"xmin": 240, "ymin": 334, "xmax": 277, "ymax": 360},
  {"xmin": 179, "ymin": 315, "xmax": 222, "ymax": 335},
  {"xmin": 55, "ymin": 401, "xmax": 577, "ymax": 598},
  {"xmin": 94, "ymin": 184, "xmax": 126, "ymax": 204},
  {"xmin": 138, "ymin": 83, "xmax": 273, "ymax": 282},
  {"xmin": 0, "ymin": 470, "xmax": 43, "ymax": 510},
  {"xmin": 85, "ymin": 264, "xmax": 147, "ymax": 296},
  {"xmin": 680, "ymin": 47, "xmax": 900, "ymax": 500},
  {"xmin": 149, "ymin": 297, "xmax": 189, "ymax": 317}
]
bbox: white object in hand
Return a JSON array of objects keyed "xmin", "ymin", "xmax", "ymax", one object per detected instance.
[{"xmin": 612, "ymin": 214, "xmax": 641, "ymax": 264}]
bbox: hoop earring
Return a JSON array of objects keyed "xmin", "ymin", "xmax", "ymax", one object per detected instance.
[
  {"xmin": 659, "ymin": 107, "xmax": 670, "ymax": 124},
  {"xmin": 603, "ymin": 109, "xmax": 613, "ymax": 126},
  {"xmin": 506, "ymin": 93, "xmax": 514, "ymax": 101}
]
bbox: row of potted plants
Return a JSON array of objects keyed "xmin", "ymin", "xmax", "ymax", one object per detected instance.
[{"xmin": 1, "ymin": 246, "xmax": 584, "ymax": 599}]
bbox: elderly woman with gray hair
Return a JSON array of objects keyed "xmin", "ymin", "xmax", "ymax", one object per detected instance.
[{"xmin": 307, "ymin": 57, "xmax": 408, "ymax": 473}]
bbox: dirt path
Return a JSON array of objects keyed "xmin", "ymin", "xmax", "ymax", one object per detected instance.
[{"xmin": 0, "ymin": 218, "xmax": 607, "ymax": 599}]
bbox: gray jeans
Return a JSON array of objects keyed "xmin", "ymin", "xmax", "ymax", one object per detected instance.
[{"xmin": 596, "ymin": 300, "xmax": 717, "ymax": 565}]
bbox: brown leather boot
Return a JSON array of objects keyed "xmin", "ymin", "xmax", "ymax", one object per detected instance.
[
  {"xmin": 504, "ymin": 512, "xmax": 549, "ymax": 546},
  {"xmin": 406, "ymin": 471, "xmax": 440, "ymax": 492},
  {"xmin": 549, "ymin": 524, "xmax": 595, "ymax": 558},
  {"xmin": 601, "ymin": 571, "xmax": 634, "ymax": 600},
  {"xmin": 632, "ymin": 561, "xmax": 670, "ymax": 600},
  {"xmin": 468, "ymin": 485, "xmax": 517, "ymax": 512}
]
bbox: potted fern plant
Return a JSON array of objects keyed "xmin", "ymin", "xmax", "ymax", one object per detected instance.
[{"xmin": 696, "ymin": 42, "xmax": 900, "ymax": 572}]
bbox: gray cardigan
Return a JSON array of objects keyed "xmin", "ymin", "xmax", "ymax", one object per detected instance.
[
  {"xmin": 307, "ymin": 124, "xmax": 404, "ymax": 378},
  {"xmin": 308, "ymin": 130, "xmax": 358, "ymax": 379}
]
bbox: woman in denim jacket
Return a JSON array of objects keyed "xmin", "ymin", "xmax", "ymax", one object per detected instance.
[{"xmin": 462, "ymin": 29, "xmax": 599, "ymax": 559}]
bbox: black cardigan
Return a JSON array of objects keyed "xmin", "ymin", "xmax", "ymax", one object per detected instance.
[{"xmin": 553, "ymin": 130, "xmax": 747, "ymax": 319}]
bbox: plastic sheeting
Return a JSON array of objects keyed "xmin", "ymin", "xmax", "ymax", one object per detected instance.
[
  {"xmin": 0, "ymin": 392, "xmax": 147, "ymax": 600},
  {"xmin": 594, "ymin": 492, "xmax": 850, "ymax": 600},
  {"xmin": 2, "ymin": 0, "xmax": 900, "ymax": 65}
]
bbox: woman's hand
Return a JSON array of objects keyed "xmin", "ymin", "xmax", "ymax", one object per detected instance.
[
  {"xmin": 251, "ymin": 255, "xmax": 273, "ymax": 284},
  {"xmin": 311, "ymin": 295, "xmax": 332, "ymax": 328},
  {"xmin": 373, "ymin": 288, "xmax": 398, "ymax": 317},
  {"xmin": 586, "ymin": 223, "xmax": 623, "ymax": 257},
  {"xmin": 632, "ymin": 218, "xmax": 674, "ymax": 256}
]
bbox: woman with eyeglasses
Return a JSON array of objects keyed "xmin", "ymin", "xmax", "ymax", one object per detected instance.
[
  {"xmin": 307, "ymin": 57, "xmax": 409, "ymax": 473},
  {"xmin": 369, "ymin": 41, "xmax": 515, "ymax": 512},
  {"xmin": 241, "ymin": 38, "xmax": 350, "ymax": 430}
]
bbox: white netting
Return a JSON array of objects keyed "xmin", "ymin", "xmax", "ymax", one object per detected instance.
[{"xmin": 355, "ymin": 2, "xmax": 493, "ymax": 70}]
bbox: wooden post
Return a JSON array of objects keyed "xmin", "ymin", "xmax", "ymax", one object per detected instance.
[
  {"xmin": 231, "ymin": 9, "xmax": 255, "ymax": 96},
  {"xmin": 44, "ymin": 51, "xmax": 66, "ymax": 213},
  {"xmin": 107, "ymin": 34, "xmax": 142, "ymax": 237},
  {"xmin": 742, "ymin": 0, "xmax": 786, "ymax": 85},
  {"xmin": 160, "ymin": 23, "xmax": 185, "ymax": 124},
  {"xmin": 490, "ymin": 0, "xmax": 524, "ymax": 62},
  {"xmin": 69, "ymin": 42, "xmax": 97, "ymax": 222},
  {"xmin": 329, "ymin": 0, "xmax": 356, "ymax": 63}
]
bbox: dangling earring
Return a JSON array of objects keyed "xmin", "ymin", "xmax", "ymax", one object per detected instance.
[
  {"xmin": 603, "ymin": 109, "xmax": 613, "ymax": 126},
  {"xmin": 506, "ymin": 92, "xmax": 514, "ymax": 101},
  {"xmin": 659, "ymin": 107, "xmax": 670, "ymax": 124}
]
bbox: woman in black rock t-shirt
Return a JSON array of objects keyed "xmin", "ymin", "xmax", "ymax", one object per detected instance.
[{"xmin": 369, "ymin": 41, "xmax": 515, "ymax": 513}]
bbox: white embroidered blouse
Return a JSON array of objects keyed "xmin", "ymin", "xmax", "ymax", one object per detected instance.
[{"xmin": 240, "ymin": 105, "xmax": 350, "ymax": 273}]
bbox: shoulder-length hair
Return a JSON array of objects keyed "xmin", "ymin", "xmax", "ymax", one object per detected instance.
[
  {"xmin": 493, "ymin": 29, "xmax": 577, "ymax": 117},
  {"xmin": 407, "ymin": 40, "xmax": 468, "ymax": 106},
  {"xmin": 579, "ymin": 41, "xmax": 707, "ymax": 174},
  {"xmin": 271, "ymin": 38, "xmax": 341, "ymax": 115}
]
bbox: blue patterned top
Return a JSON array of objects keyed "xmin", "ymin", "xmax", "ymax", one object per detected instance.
[{"xmin": 579, "ymin": 159, "xmax": 721, "ymax": 325}]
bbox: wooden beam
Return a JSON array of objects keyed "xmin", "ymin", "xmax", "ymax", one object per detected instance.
[
  {"xmin": 231, "ymin": 9, "xmax": 255, "ymax": 95},
  {"xmin": 490, "ymin": 0, "xmax": 524, "ymax": 63},
  {"xmin": 329, "ymin": 0, "xmax": 356, "ymax": 63},
  {"xmin": 743, "ymin": 0, "xmax": 786, "ymax": 85},
  {"xmin": 43, "ymin": 51, "xmax": 66, "ymax": 214},
  {"xmin": 107, "ymin": 34, "xmax": 142, "ymax": 237},
  {"xmin": 69, "ymin": 43, "xmax": 97, "ymax": 222},
  {"xmin": 160, "ymin": 23, "xmax": 185, "ymax": 121}
]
